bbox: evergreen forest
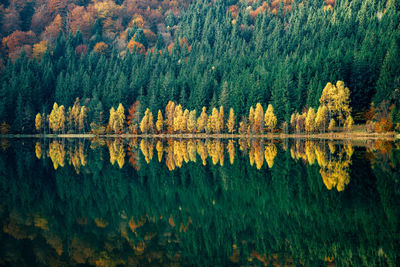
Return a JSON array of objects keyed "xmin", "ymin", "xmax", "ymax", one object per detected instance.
[{"xmin": 0, "ymin": 0, "xmax": 400, "ymax": 134}]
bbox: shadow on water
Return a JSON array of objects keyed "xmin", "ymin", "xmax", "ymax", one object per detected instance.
[{"xmin": 0, "ymin": 138, "xmax": 399, "ymax": 266}]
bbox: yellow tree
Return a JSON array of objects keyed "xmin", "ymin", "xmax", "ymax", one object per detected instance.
[
  {"xmin": 155, "ymin": 110, "xmax": 164, "ymax": 133},
  {"xmin": 315, "ymin": 105, "xmax": 328, "ymax": 133},
  {"xmin": 305, "ymin": 108, "xmax": 316, "ymax": 133},
  {"xmin": 181, "ymin": 109, "xmax": 189, "ymax": 133},
  {"xmin": 344, "ymin": 115, "xmax": 354, "ymax": 132},
  {"xmin": 187, "ymin": 110, "xmax": 197, "ymax": 133},
  {"xmin": 58, "ymin": 105, "xmax": 66, "ymax": 134},
  {"xmin": 173, "ymin": 104, "xmax": 183, "ymax": 133},
  {"xmin": 253, "ymin": 103, "xmax": 264, "ymax": 134},
  {"xmin": 49, "ymin": 102, "xmax": 59, "ymax": 133},
  {"xmin": 226, "ymin": 108, "xmax": 236, "ymax": 134},
  {"xmin": 217, "ymin": 106, "xmax": 224, "ymax": 133},
  {"xmin": 290, "ymin": 112, "xmax": 297, "ymax": 133},
  {"xmin": 140, "ymin": 108, "xmax": 153, "ymax": 133},
  {"xmin": 78, "ymin": 106, "xmax": 88, "ymax": 133},
  {"xmin": 320, "ymin": 81, "xmax": 351, "ymax": 130},
  {"xmin": 197, "ymin": 107, "xmax": 208, "ymax": 133},
  {"xmin": 35, "ymin": 113, "xmax": 42, "ymax": 133},
  {"xmin": 114, "ymin": 103, "xmax": 125, "ymax": 134},
  {"xmin": 248, "ymin": 106, "xmax": 255, "ymax": 134},
  {"xmin": 165, "ymin": 101, "xmax": 175, "ymax": 133},
  {"xmin": 328, "ymin": 119, "xmax": 336, "ymax": 132},
  {"xmin": 107, "ymin": 107, "xmax": 116, "ymax": 133},
  {"xmin": 209, "ymin": 107, "xmax": 219, "ymax": 133},
  {"xmin": 264, "ymin": 104, "xmax": 277, "ymax": 133}
]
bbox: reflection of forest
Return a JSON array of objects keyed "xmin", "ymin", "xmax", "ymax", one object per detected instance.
[
  {"xmin": 0, "ymin": 139, "xmax": 399, "ymax": 266},
  {"xmin": 35, "ymin": 138, "xmax": 365, "ymax": 192}
]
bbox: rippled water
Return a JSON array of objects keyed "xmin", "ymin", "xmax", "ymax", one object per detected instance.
[{"xmin": 0, "ymin": 138, "xmax": 399, "ymax": 266}]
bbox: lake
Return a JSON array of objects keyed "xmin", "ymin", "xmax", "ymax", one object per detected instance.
[{"xmin": 0, "ymin": 138, "xmax": 399, "ymax": 266}]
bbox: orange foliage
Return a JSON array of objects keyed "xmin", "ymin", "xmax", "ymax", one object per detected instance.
[
  {"xmin": 68, "ymin": 5, "xmax": 96, "ymax": 40},
  {"xmin": 228, "ymin": 5, "xmax": 239, "ymax": 19},
  {"xmin": 167, "ymin": 42, "xmax": 174, "ymax": 55},
  {"xmin": 2, "ymin": 30, "xmax": 36, "ymax": 54},
  {"xmin": 47, "ymin": 0, "xmax": 66, "ymax": 16},
  {"xmin": 168, "ymin": 215, "xmax": 175, "ymax": 227},
  {"xmin": 325, "ymin": 0, "xmax": 336, "ymax": 6},
  {"xmin": 127, "ymin": 39, "xmax": 145, "ymax": 54},
  {"xmin": 178, "ymin": 37, "xmax": 191, "ymax": 52},
  {"xmin": 42, "ymin": 14, "xmax": 62, "ymax": 43},
  {"xmin": 324, "ymin": 5, "xmax": 333, "ymax": 12},
  {"xmin": 375, "ymin": 118, "xmax": 393, "ymax": 133},
  {"xmin": 93, "ymin": 42, "xmax": 109, "ymax": 54},
  {"xmin": 129, "ymin": 217, "xmax": 146, "ymax": 233},
  {"xmin": 130, "ymin": 14, "xmax": 145, "ymax": 28}
]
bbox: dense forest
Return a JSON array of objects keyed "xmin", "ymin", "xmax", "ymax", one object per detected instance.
[{"xmin": 0, "ymin": 0, "xmax": 400, "ymax": 134}]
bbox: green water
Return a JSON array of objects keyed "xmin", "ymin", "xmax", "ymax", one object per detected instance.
[{"xmin": 0, "ymin": 138, "xmax": 399, "ymax": 266}]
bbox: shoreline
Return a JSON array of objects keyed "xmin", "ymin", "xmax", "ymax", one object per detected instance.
[{"xmin": 1, "ymin": 132, "xmax": 399, "ymax": 140}]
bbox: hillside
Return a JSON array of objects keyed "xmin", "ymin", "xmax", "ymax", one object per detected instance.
[{"xmin": 0, "ymin": 0, "xmax": 399, "ymax": 134}]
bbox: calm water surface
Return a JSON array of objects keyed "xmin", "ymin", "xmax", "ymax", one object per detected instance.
[{"xmin": 0, "ymin": 138, "xmax": 399, "ymax": 266}]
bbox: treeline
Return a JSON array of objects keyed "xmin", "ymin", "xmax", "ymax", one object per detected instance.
[
  {"xmin": 34, "ymin": 80, "xmax": 356, "ymax": 135},
  {"xmin": 1, "ymin": 0, "xmax": 400, "ymax": 133}
]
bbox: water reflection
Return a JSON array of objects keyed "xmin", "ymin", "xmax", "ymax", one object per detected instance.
[
  {"xmin": 33, "ymin": 138, "xmax": 362, "ymax": 192},
  {"xmin": 0, "ymin": 138, "xmax": 399, "ymax": 266}
]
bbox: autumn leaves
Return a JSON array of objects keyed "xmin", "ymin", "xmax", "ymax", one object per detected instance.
[{"xmin": 35, "ymin": 81, "xmax": 353, "ymax": 136}]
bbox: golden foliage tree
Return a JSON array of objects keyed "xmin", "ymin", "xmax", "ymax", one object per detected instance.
[
  {"xmin": 165, "ymin": 101, "xmax": 175, "ymax": 133},
  {"xmin": 226, "ymin": 108, "xmax": 236, "ymax": 134},
  {"xmin": 32, "ymin": 40, "xmax": 48, "ymax": 60},
  {"xmin": 49, "ymin": 102, "xmax": 65, "ymax": 133},
  {"xmin": 140, "ymin": 108, "xmax": 154, "ymax": 134},
  {"xmin": 93, "ymin": 42, "xmax": 109, "ymax": 54},
  {"xmin": 315, "ymin": 105, "xmax": 328, "ymax": 133},
  {"xmin": 264, "ymin": 104, "xmax": 277, "ymax": 133},
  {"xmin": 328, "ymin": 118, "xmax": 336, "ymax": 132},
  {"xmin": 197, "ymin": 107, "xmax": 207, "ymax": 133},
  {"xmin": 155, "ymin": 110, "xmax": 164, "ymax": 133},
  {"xmin": 35, "ymin": 113, "xmax": 43, "ymax": 133},
  {"xmin": 305, "ymin": 108, "xmax": 316, "ymax": 133},
  {"xmin": 320, "ymin": 81, "xmax": 351, "ymax": 130},
  {"xmin": 248, "ymin": 106, "xmax": 255, "ymax": 134},
  {"xmin": 187, "ymin": 110, "xmax": 197, "ymax": 133},
  {"xmin": 253, "ymin": 103, "xmax": 264, "ymax": 134}
]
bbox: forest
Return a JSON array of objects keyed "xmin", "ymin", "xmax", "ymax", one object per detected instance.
[{"xmin": 0, "ymin": 0, "xmax": 400, "ymax": 134}]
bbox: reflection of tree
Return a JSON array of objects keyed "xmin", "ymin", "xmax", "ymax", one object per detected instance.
[
  {"xmin": 2, "ymin": 139, "xmax": 400, "ymax": 266},
  {"xmin": 48, "ymin": 140, "xmax": 65, "ymax": 170},
  {"xmin": 108, "ymin": 139, "xmax": 125, "ymax": 168},
  {"xmin": 289, "ymin": 140, "xmax": 353, "ymax": 192}
]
